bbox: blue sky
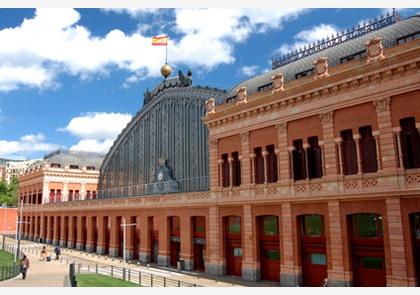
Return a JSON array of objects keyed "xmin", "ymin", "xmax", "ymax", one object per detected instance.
[{"xmin": 0, "ymin": 8, "xmax": 418, "ymax": 160}]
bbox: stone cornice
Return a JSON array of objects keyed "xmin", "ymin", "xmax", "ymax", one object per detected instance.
[{"xmin": 204, "ymin": 40, "xmax": 420, "ymax": 129}]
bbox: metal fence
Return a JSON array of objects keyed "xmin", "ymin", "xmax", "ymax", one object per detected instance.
[
  {"xmin": 0, "ymin": 242, "xmax": 23, "ymax": 282},
  {"xmin": 71, "ymin": 262, "xmax": 200, "ymax": 287}
]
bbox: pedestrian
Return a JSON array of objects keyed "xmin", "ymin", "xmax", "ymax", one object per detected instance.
[
  {"xmin": 20, "ymin": 254, "xmax": 30, "ymax": 280},
  {"xmin": 321, "ymin": 278, "xmax": 331, "ymax": 287},
  {"xmin": 40, "ymin": 246, "xmax": 47, "ymax": 261},
  {"xmin": 54, "ymin": 245, "xmax": 61, "ymax": 260}
]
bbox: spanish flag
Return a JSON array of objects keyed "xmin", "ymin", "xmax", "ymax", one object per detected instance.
[{"xmin": 152, "ymin": 35, "xmax": 168, "ymax": 46}]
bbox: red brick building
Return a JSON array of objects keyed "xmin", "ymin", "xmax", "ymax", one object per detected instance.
[{"xmin": 20, "ymin": 14, "xmax": 420, "ymax": 286}]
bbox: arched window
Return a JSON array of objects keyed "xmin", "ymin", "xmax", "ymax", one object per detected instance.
[
  {"xmin": 293, "ymin": 139, "xmax": 306, "ymax": 180},
  {"xmin": 400, "ymin": 117, "xmax": 420, "ymax": 169},
  {"xmin": 221, "ymin": 154, "xmax": 230, "ymax": 187},
  {"xmin": 351, "ymin": 213, "xmax": 383, "ymax": 238},
  {"xmin": 266, "ymin": 145, "xmax": 278, "ymax": 183},
  {"xmin": 359, "ymin": 126, "xmax": 378, "ymax": 173},
  {"xmin": 307, "ymin": 136, "xmax": 323, "ymax": 179},
  {"xmin": 232, "ymin": 152, "xmax": 241, "ymax": 186},
  {"xmin": 254, "ymin": 147, "xmax": 265, "ymax": 184},
  {"xmin": 341, "ymin": 129, "xmax": 358, "ymax": 175}
]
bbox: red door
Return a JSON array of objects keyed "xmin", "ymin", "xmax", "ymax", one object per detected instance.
[
  {"xmin": 410, "ymin": 213, "xmax": 420, "ymax": 286},
  {"xmin": 301, "ymin": 237, "xmax": 327, "ymax": 286},
  {"xmin": 260, "ymin": 241, "xmax": 280, "ymax": 282},
  {"xmin": 226, "ymin": 240, "xmax": 242, "ymax": 276},
  {"xmin": 193, "ymin": 244, "xmax": 205, "ymax": 271},
  {"xmin": 352, "ymin": 244, "xmax": 386, "ymax": 287},
  {"xmin": 349, "ymin": 213, "xmax": 386, "ymax": 287},
  {"xmin": 170, "ymin": 241, "xmax": 180, "ymax": 267}
]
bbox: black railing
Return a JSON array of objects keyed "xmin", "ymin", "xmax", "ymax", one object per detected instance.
[
  {"xmin": 0, "ymin": 241, "xmax": 24, "ymax": 282},
  {"xmin": 70, "ymin": 262, "xmax": 200, "ymax": 287},
  {"xmin": 271, "ymin": 11, "xmax": 399, "ymax": 69}
]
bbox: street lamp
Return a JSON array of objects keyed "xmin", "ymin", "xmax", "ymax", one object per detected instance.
[{"xmin": 120, "ymin": 217, "xmax": 136, "ymax": 280}]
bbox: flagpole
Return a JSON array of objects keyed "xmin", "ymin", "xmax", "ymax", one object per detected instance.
[{"xmin": 165, "ymin": 41, "xmax": 168, "ymax": 65}]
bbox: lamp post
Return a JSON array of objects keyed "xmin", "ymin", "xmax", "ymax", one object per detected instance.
[
  {"xmin": 120, "ymin": 217, "xmax": 136, "ymax": 281},
  {"xmin": 14, "ymin": 192, "xmax": 30, "ymax": 262}
]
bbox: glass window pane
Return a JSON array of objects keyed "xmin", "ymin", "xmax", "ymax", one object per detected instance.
[
  {"xmin": 352, "ymin": 213, "xmax": 383, "ymax": 238},
  {"xmin": 263, "ymin": 216, "xmax": 278, "ymax": 236},
  {"xmin": 360, "ymin": 257, "xmax": 383, "ymax": 269},
  {"xmin": 303, "ymin": 215, "xmax": 323, "ymax": 237},
  {"xmin": 310, "ymin": 253, "xmax": 326, "ymax": 265},
  {"xmin": 233, "ymin": 248, "xmax": 242, "ymax": 257},
  {"xmin": 228, "ymin": 216, "xmax": 241, "ymax": 234},
  {"xmin": 265, "ymin": 249, "xmax": 280, "ymax": 260}
]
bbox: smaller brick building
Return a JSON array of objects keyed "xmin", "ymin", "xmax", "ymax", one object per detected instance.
[{"xmin": 0, "ymin": 207, "xmax": 17, "ymax": 234}]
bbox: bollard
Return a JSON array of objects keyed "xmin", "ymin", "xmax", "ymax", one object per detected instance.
[
  {"xmin": 128, "ymin": 269, "xmax": 131, "ymax": 281},
  {"xmin": 139, "ymin": 271, "xmax": 141, "ymax": 285},
  {"xmin": 96, "ymin": 264, "xmax": 98, "ymax": 274},
  {"xmin": 151, "ymin": 274, "xmax": 153, "ymax": 287},
  {"xmin": 111, "ymin": 265, "xmax": 113, "ymax": 277},
  {"xmin": 164, "ymin": 277, "xmax": 166, "ymax": 287},
  {"xmin": 178, "ymin": 280, "xmax": 180, "ymax": 287}
]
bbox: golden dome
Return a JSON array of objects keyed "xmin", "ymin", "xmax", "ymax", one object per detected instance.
[{"xmin": 160, "ymin": 64, "xmax": 172, "ymax": 79}]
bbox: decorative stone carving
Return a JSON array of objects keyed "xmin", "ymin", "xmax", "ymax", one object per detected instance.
[
  {"xmin": 236, "ymin": 86, "xmax": 247, "ymax": 105},
  {"xmin": 313, "ymin": 57, "xmax": 329, "ymax": 79},
  {"xmin": 205, "ymin": 98, "xmax": 216, "ymax": 115},
  {"xmin": 276, "ymin": 123, "xmax": 287, "ymax": 135},
  {"xmin": 373, "ymin": 97, "xmax": 391, "ymax": 112},
  {"xmin": 240, "ymin": 132, "xmax": 250, "ymax": 142},
  {"xmin": 365, "ymin": 37, "xmax": 385, "ymax": 63},
  {"xmin": 271, "ymin": 72, "xmax": 285, "ymax": 93},
  {"xmin": 319, "ymin": 111, "xmax": 333, "ymax": 124}
]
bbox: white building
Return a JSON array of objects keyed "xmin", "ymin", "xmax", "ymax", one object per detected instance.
[{"xmin": 5, "ymin": 159, "xmax": 41, "ymax": 184}]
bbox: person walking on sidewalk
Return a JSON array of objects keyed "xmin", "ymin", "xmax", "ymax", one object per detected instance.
[{"xmin": 20, "ymin": 255, "xmax": 30, "ymax": 280}]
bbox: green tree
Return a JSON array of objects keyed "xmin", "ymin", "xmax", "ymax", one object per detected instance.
[{"xmin": 0, "ymin": 177, "xmax": 18, "ymax": 206}]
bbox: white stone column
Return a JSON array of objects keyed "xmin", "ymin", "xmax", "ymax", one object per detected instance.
[
  {"xmin": 303, "ymin": 143, "xmax": 309, "ymax": 179},
  {"xmin": 42, "ymin": 181, "xmax": 49, "ymax": 204},
  {"xmin": 62, "ymin": 182, "xmax": 69, "ymax": 202},
  {"xmin": 81, "ymin": 182, "xmax": 86, "ymax": 200},
  {"xmin": 393, "ymin": 127, "xmax": 404, "ymax": 169},
  {"xmin": 262, "ymin": 150, "xmax": 268, "ymax": 184},
  {"xmin": 354, "ymin": 134, "xmax": 362, "ymax": 175},
  {"xmin": 217, "ymin": 159, "xmax": 223, "ymax": 187},
  {"xmin": 250, "ymin": 154, "xmax": 255, "ymax": 184}
]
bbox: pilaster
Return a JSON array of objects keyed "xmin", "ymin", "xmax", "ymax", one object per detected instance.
[{"xmin": 374, "ymin": 97, "xmax": 398, "ymax": 172}]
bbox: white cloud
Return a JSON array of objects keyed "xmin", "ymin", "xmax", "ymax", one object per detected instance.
[
  {"xmin": 241, "ymin": 65, "xmax": 259, "ymax": 77},
  {"xmin": 58, "ymin": 112, "xmax": 132, "ymax": 140},
  {"xmin": 69, "ymin": 139, "xmax": 115, "ymax": 154},
  {"xmin": 277, "ymin": 23, "xmax": 339, "ymax": 55},
  {"xmin": 0, "ymin": 133, "xmax": 60, "ymax": 158},
  {"xmin": 57, "ymin": 112, "xmax": 133, "ymax": 154},
  {"xmin": 0, "ymin": 8, "xmax": 308, "ymax": 92}
]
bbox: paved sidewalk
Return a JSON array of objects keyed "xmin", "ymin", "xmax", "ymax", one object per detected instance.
[
  {"xmin": 0, "ymin": 246, "xmax": 69, "ymax": 287},
  {"xmin": 2, "ymin": 237, "xmax": 251, "ymax": 287}
]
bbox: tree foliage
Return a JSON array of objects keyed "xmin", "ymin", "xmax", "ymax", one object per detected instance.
[{"xmin": 0, "ymin": 176, "xmax": 19, "ymax": 206}]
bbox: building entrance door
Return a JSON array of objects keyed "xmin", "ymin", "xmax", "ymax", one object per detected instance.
[
  {"xmin": 193, "ymin": 243, "xmax": 205, "ymax": 271},
  {"xmin": 226, "ymin": 240, "xmax": 242, "ymax": 276},
  {"xmin": 170, "ymin": 240, "xmax": 180, "ymax": 267},
  {"xmin": 258, "ymin": 216, "xmax": 280, "ymax": 282},
  {"xmin": 300, "ymin": 215, "xmax": 327, "ymax": 287},
  {"xmin": 410, "ymin": 213, "xmax": 420, "ymax": 286},
  {"xmin": 349, "ymin": 213, "xmax": 386, "ymax": 286}
]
